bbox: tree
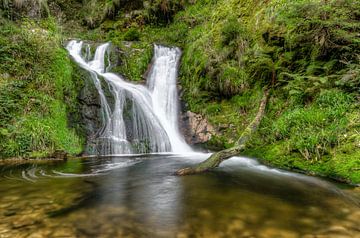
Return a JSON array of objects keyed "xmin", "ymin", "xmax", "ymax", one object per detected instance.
[{"xmin": 176, "ymin": 88, "xmax": 270, "ymax": 175}]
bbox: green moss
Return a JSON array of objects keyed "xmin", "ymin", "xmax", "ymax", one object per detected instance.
[
  {"xmin": 110, "ymin": 41, "xmax": 153, "ymax": 81},
  {"xmin": 126, "ymin": 0, "xmax": 357, "ymax": 183},
  {"xmin": 1, "ymin": 0, "xmax": 359, "ymax": 184},
  {"xmin": 0, "ymin": 17, "xmax": 84, "ymax": 158},
  {"xmin": 123, "ymin": 28, "xmax": 140, "ymax": 41},
  {"xmin": 244, "ymin": 141, "xmax": 360, "ymax": 184}
]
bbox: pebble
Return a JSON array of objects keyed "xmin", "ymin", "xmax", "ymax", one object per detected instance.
[
  {"xmin": 3, "ymin": 211, "xmax": 16, "ymax": 216},
  {"xmin": 227, "ymin": 219, "xmax": 245, "ymax": 232},
  {"xmin": 259, "ymin": 228, "xmax": 298, "ymax": 238},
  {"xmin": 51, "ymin": 227, "xmax": 75, "ymax": 237},
  {"xmin": 12, "ymin": 219, "xmax": 39, "ymax": 229}
]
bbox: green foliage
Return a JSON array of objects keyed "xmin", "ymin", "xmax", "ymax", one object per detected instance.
[
  {"xmin": 110, "ymin": 42, "xmax": 153, "ymax": 81},
  {"xmin": 139, "ymin": 0, "xmax": 359, "ymax": 182},
  {"xmin": 0, "ymin": 0, "xmax": 359, "ymax": 183},
  {"xmin": 221, "ymin": 17, "xmax": 241, "ymax": 46},
  {"xmin": 143, "ymin": 0, "xmax": 192, "ymax": 25},
  {"xmin": 0, "ymin": 17, "xmax": 84, "ymax": 158},
  {"xmin": 0, "ymin": 0, "xmax": 50, "ymax": 19},
  {"xmin": 123, "ymin": 28, "xmax": 140, "ymax": 41},
  {"xmin": 272, "ymin": 90, "xmax": 352, "ymax": 160}
]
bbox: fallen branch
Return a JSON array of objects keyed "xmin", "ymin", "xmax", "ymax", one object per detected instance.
[{"xmin": 176, "ymin": 88, "xmax": 270, "ymax": 175}]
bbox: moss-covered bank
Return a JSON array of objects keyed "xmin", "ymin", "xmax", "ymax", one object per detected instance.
[
  {"xmin": 0, "ymin": 0, "xmax": 359, "ymax": 183},
  {"xmin": 0, "ymin": 16, "xmax": 84, "ymax": 158},
  {"xmin": 88, "ymin": 0, "xmax": 360, "ymax": 183}
]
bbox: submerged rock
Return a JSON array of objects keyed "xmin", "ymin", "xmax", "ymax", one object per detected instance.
[{"xmin": 49, "ymin": 150, "xmax": 68, "ymax": 160}]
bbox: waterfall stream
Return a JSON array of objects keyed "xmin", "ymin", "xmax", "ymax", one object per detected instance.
[{"xmin": 66, "ymin": 40, "xmax": 191, "ymax": 155}]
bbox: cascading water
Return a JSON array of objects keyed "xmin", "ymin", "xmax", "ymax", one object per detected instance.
[{"xmin": 66, "ymin": 40, "xmax": 191, "ymax": 155}]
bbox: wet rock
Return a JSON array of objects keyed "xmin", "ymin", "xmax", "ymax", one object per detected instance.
[
  {"xmin": 240, "ymin": 231, "xmax": 256, "ymax": 238},
  {"xmin": 51, "ymin": 227, "xmax": 76, "ymax": 237},
  {"xmin": 180, "ymin": 111, "xmax": 216, "ymax": 145},
  {"xmin": 0, "ymin": 225, "xmax": 10, "ymax": 234},
  {"xmin": 3, "ymin": 210, "xmax": 16, "ymax": 216},
  {"xmin": 317, "ymin": 225, "xmax": 354, "ymax": 238},
  {"xmin": 49, "ymin": 150, "xmax": 68, "ymax": 160},
  {"xmin": 298, "ymin": 218, "xmax": 315, "ymax": 226},
  {"xmin": 347, "ymin": 210, "xmax": 360, "ymax": 223},
  {"xmin": 27, "ymin": 230, "xmax": 52, "ymax": 238},
  {"xmin": 12, "ymin": 218, "xmax": 38, "ymax": 229},
  {"xmin": 259, "ymin": 228, "xmax": 298, "ymax": 238},
  {"xmin": 315, "ymin": 235, "xmax": 352, "ymax": 238},
  {"xmin": 176, "ymin": 232, "xmax": 187, "ymax": 238},
  {"xmin": 227, "ymin": 219, "xmax": 245, "ymax": 232},
  {"xmin": 198, "ymin": 209, "xmax": 212, "ymax": 218},
  {"xmin": 76, "ymin": 65, "xmax": 111, "ymax": 155}
]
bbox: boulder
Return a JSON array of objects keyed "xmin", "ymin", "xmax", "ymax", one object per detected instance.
[{"xmin": 180, "ymin": 111, "xmax": 216, "ymax": 145}]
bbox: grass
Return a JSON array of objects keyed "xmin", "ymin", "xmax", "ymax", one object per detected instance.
[
  {"xmin": 0, "ymin": 17, "xmax": 84, "ymax": 158},
  {"xmin": 71, "ymin": 0, "xmax": 359, "ymax": 183},
  {"xmin": 0, "ymin": 0, "xmax": 359, "ymax": 183},
  {"xmin": 109, "ymin": 41, "xmax": 153, "ymax": 82}
]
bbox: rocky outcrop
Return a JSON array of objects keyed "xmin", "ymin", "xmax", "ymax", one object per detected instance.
[
  {"xmin": 2, "ymin": 0, "xmax": 50, "ymax": 19},
  {"xmin": 180, "ymin": 111, "xmax": 216, "ymax": 145},
  {"xmin": 77, "ymin": 69, "xmax": 109, "ymax": 155},
  {"xmin": 72, "ymin": 44, "xmax": 122, "ymax": 155}
]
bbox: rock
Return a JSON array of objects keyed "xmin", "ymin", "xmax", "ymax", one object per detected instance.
[
  {"xmin": 12, "ymin": 218, "xmax": 38, "ymax": 229},
  {"xmin": 27, "ymin": 231, "xmax": 52, "ymax": 238},
  {"xmin": 3, "ymin": 211, "xmax": 16, "ymax": 216},
  {"xmin": 317, "ymin": 225, "xmax": 354, "ymax": 238},
  {"xmin": 51, "ymin": 227, "xmax": 75, "ymax": 237},
  {"xmin": 347, "ymin": 210, "xmax": 360, "ymax": 223},
  {"xmin": 259, "ymin": 228, "xmax": 298, "ymax": 238},
  {"xmin": 49, "ymin": 150, "xmax": 68, "ymax": 160},
  {"xmin": 227, "ymin": 219, "xmax": 245, "ymax": 232},
  {"xmin": 180, "ymin": 111, "xmax": 216, "ymax": 145},
  {"xmin": 176, "ymin": 232, "xmax": 187, "ymax": 238}
]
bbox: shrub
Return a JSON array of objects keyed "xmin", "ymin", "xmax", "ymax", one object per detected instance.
[{"xmin": 123, "ymin": 27, "xmax": 140, "ymax": 41}]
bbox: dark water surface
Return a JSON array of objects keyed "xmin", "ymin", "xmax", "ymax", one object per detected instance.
[{"xmin": 0, "ymin": 154, "xmax": 359, "ymax": 238}]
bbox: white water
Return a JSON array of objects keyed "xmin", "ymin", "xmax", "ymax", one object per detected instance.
[{"xmin": 66, "ymin": 40, "xmax": 191, "ymax": 154}]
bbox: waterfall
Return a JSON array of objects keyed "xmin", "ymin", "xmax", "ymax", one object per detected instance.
[{"xmin": 66, "ymin": 40, "xmax": 191, "ymax": 155}]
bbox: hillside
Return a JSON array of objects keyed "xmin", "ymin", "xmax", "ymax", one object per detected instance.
[{"xmin": 0, "ymin": 0, "xmax": 359, "ymax": 183}]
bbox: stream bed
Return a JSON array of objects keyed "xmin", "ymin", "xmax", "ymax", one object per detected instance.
[{"xmin": 0, "ymin": 154, "xmax": 359, "ymax": 238}]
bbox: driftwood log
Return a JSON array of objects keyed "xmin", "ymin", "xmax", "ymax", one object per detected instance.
[{"xmin": 176, "ymin": 88, "xmax": 270, "ymax": 176}]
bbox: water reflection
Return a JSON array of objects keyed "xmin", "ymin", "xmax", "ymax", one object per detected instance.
[{"xmin": 0, "ymin": 155, "xmax": 359, "ymax": 237}]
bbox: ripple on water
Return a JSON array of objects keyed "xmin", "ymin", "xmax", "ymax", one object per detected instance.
[{"xmin": 0, "ymin": 155, "xmax": 359, "ymax": 237}]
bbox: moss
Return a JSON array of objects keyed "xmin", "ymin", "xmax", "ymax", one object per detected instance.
[
  {"xmin": 1, "ymin": 0, "xmax": 359, "ymax": 184},
  {"xmin": 0, "ymin": 17, "xmax": 85, "ymax": 158},
  {"xmin": 109, "ymin": 41, "xmax": 153, "ymax": 81},
  {"xmin": 95, "ymin": 0, "xmax": 357, "ymax": 183},
  {"xmin": 244, "ymin": 141, "xmax": 360, "ymax": 184},
  {"xmin": 123, "ymin": 28, "xmax": 140, "ymax": 41}
]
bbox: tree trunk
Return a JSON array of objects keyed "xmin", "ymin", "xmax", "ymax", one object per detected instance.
[{"xmin": 175, "ymin": 88, "xmax": 270, "ymax": 176}]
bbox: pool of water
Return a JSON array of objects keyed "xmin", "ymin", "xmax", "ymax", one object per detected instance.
[{"xmin": 0, "ymin": 154, "xmax": 359, "ymax": 237}]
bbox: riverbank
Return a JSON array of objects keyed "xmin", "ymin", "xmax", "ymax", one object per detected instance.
[{"xmin": 0, "ymin": 0, "xmax": 359, "ymax": 184}]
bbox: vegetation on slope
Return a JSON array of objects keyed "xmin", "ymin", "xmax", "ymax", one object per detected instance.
[
  {"xmin": 0, "ymin": 16, "xmax": 84, "ymax": 158},
  {"xmin": 85, "ymin": 0, "xmax": 359, "ymax": 183},
  {"xmin": 0, "ymin": 0, "xmax": 359, "ymax": 183},
  {"xmin": 177, "ymin": 0, "xmax": 359, "ymax": 183}
]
